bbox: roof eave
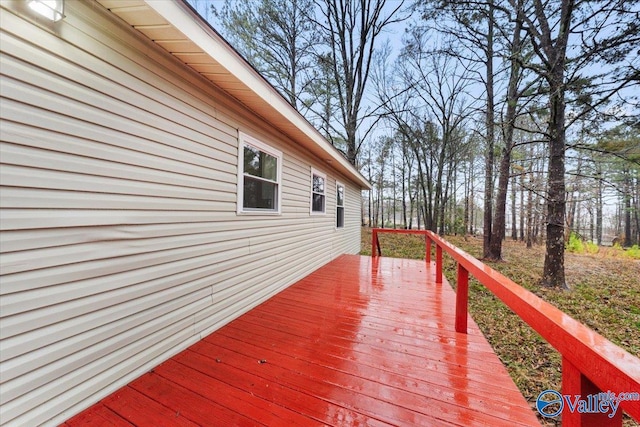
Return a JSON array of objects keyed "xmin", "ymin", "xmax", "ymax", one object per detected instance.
[{"xmin": 95, "ymin": 0, "xmax": 371, "ymax": 190}]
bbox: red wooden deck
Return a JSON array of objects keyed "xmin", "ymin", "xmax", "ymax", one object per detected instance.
[{"xmin": 64, "ymin": 255, "xmax": 540, "ymax": 426}]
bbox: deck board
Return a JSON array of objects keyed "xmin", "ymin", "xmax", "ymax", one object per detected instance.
[{"xmin": 65, "ymin": 255, "xmax": 540, "ymax": 426}]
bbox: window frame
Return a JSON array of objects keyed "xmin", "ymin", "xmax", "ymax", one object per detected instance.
[
  {"xmin": 310, "ymin": 168, "xmax": 327, "ymax": 215},
  {"xmin": 237, "ymin": 132, "xmax": 283, "ymax": 215},
  {"xmin": 336, "ymin": 181, "xmax": 345, "ymax": 229}
]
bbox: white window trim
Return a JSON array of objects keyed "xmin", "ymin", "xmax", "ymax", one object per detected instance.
[
  {"xmin": 336, "ymin": 181, "xmax": 345, "ymax": 229},
  {"xmin": 237, "ymin": 132, "xmax": 283, "ymax": 215},
  {"xmin": 310, "ymin": 168, "xmax": 327, "ymax": 215}
]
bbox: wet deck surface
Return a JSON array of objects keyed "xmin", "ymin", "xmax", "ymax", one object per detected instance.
[{"xmin": 64, "ymin": 255, "xmax": 540, "ymax": 426}]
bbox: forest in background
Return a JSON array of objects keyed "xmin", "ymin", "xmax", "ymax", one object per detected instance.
[{"xmin": 187, "ymin": 0, "xmax": 639, "ymax": 289}]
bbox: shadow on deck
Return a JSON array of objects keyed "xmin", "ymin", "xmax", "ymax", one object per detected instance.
[{"xmin": 65, "ymin": 255, "xmax": 540, "ymax": 426}]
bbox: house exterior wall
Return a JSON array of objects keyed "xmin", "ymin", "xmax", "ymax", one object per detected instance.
[{"xmin": 0, "ymin": 2, "xmax": 363, "ymax": 425}]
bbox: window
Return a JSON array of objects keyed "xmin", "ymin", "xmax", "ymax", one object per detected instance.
[
  {"xmin": 336, "ymin": 182, "xmax": 345, "ymax": 228},
  {"xmin": 237, "ymin": 133, "xmax": 282, "ymax": 214},
  {"xmin": 310, "ymin": 169, "xmax": 326, "ymax": 214}
]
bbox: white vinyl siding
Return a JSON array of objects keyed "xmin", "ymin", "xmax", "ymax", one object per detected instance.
[{"xmin": 0, "ymin": 2, "xmax": 363, "ymax": 426}]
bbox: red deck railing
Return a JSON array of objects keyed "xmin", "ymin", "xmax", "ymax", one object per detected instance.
[{"xmin": 371, "ymin": 228, "xmax": 640, "ymax": 427}]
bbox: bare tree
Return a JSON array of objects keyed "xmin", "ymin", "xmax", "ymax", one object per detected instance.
[
  {"xmin": 313, "ymin": 0, "xmax": 406, "ymax": 165},
  {"xmin": 212, "ymin": 0, "xmax": 318, "ymax": 111},
  {"xmin": 417, "ymin": 0, "xmax": 500, "ymax": 255},
  {"xmin": 396, "ymin": 34, "xmax": 477, "ymax": 232}
]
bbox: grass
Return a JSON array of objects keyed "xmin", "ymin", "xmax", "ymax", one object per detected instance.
[
  {"xmin": 361, "ymin": 228, "xmax": 640, "ymax": 426},
  {"xmin": 566, "ymin": 232, "xmax": 640, "ymax": 260}
]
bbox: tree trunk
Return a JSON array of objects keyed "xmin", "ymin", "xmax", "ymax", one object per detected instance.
[
  {"xmin": 567, "ymin": 156, "xmax": 582, "ymax": 235},
  {"xmin": 488, "ymin": 150, "xmax": 511, "ymax": 259},
  {"xmin": 368, "ymin": 148, "xmax": 373, "ymax": 227},
  {"xmin": 511, "ymin": 168, "xmax": 518, "ymax": 240},
  {"xmin": 482, "ymin": 2, "xmax": 495, "ymax": 258},
  {"xmin": 392, "ymin": 149, "xmax": 397, "ymax": 229},
  {"xmin": 401, "ymin": 141, "xmax": 408, "ymax": 229},
  {"xmin": 519, "ymin": 169, "xmax": 525, "ymax": 241},
  {"xmin": 464, "ymin": 165, "xmax": 470, "ymax": 235},
  {"xmin": 623, "ymin": 167, "xmax": 632, "ymax": 247},
  {"xmin": 589, "ymin": 206, "xmax": 594, "ymax": 243},
  {"xmin": 526, "ymin": 174, "xmax": 533, "ymax": 248},
  {"xmin": 379, "ymin": 172, "xmax": 384, "ymax": 228},
  {"xmin": 536, "ymin": 0, "xmax": 571, "ymax": 289},
  {"xmin": 417, "ymin": 190, "xmax": 421, "ymax": 230},
  {"xmin": 470, "ymin": 168, "xmax": 475, "ymax": 234},
  {"xmin": 541, "ymin": 76, "xmax": 568, "ymax": 289},
  {"xmin": 411, "ymin": 140, "xmax": 431, "ymax": 231},
  {"xmin": 634, "ymin": 175, "xmax": 639, "ymax": 246},
  {"xmin": 402, "ymin": 175, "xmax": 408, "ymax": 228},
  {"xmin": 596, "ymin": 163, "xmax": 603, "ymax": 245},
  {"xmin": 487, "ymin": 0, "xmax": 523, "ymax": 259}
]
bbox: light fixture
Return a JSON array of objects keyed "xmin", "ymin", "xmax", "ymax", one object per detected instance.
[{"xmin": 28, "ymin": 0, "xmax": 64, "ymax": 22}]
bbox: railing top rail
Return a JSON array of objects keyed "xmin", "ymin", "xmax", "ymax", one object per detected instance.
[
  {"xmin": 371, "ymin": 228, "xmax": 640, "ymax": 419},
  {"xmin": 371, "ymin": 229, "xmax": 429, "ymax": 234}
]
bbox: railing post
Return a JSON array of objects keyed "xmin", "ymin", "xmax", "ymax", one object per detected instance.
[
  {"xmin": 371, "ymin": 229, "xmax": 377, "ymax": 257},
  {"xmin": 425, "ymin": 234, "xmax": 431, "ymax": 264},
  {"xmin": 455, "ymin": 263, "xmax": 468, "ymax": 334},
  {"xmin": 561, "ymin": 357, "xmax": 622, "ymax": 427},
  {"xmin": 435, "ymin": 244, "xmax": 442, "ymax": 284}
]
